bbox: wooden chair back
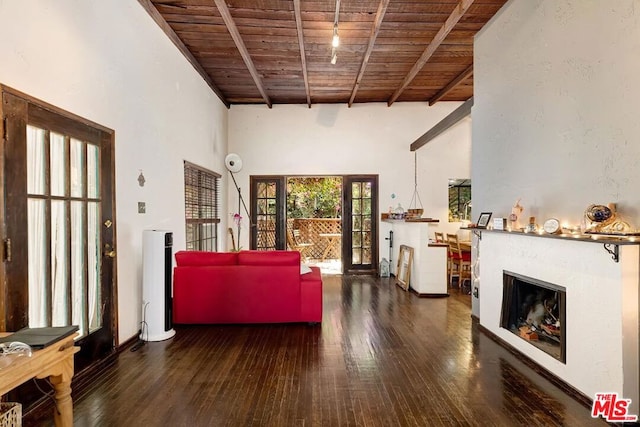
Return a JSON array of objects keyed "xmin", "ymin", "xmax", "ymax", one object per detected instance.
[
  {"xmin": 447, "ymin": 233, "xmax": 471, "ymax": 288},
  {"xmin": 434, "ymin": 232, "xmax": 445, "ymax": 243},
  {"xmin": 286, "ymin": 222, "xmax": 313, "ymax": 258},
  {"xmin": 446, "ymin": 233, "xmax": 461, "ymax": 257}
]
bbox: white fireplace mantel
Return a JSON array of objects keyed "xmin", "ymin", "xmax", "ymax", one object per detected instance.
[{"xmin": 477, "ymin": 230, "xmax": 640, "ymax": 409}]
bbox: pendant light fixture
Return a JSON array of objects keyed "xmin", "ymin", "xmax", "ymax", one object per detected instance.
[
  {"xmin": 331, "ymin": 0, "xmax": 341, "ymax": 64},
  {"xmin": 332, "ymin": 24, "xmax": 340, "ymax": 48}
]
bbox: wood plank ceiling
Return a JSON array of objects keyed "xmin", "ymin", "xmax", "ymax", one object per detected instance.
[{"xmin": 139, "ymin": 0, "xmax": 507, "ymax": 108}]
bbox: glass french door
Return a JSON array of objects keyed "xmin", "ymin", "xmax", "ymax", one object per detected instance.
[
  {"xmin": 250, "ymin": 176, "xmax": 286, "ymax": 250},
  {"xmin": 1, "ymin": 87, "xmax": 116, "ymax": 371},
  {"xmin": 343, "ymin": 175, "xmax": 378, "ymax": 274}
]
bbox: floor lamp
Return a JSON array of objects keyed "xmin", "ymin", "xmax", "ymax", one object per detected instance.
[{"xmin": 225, "ymin": 153, "xmax": 251, "ymax": 249}]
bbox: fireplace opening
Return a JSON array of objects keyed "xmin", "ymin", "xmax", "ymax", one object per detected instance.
[{"xmin": 500, "ymin": 271, "xmax": 566, "ymax": 363}]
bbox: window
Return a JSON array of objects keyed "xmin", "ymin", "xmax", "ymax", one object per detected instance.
[
  {"xmin": 184, "ymin": 161, "xmax": 220, "ymax": 251},
  {"xmin": 448, "ymin": 178, "xmax": 472, "ymax": 222}
]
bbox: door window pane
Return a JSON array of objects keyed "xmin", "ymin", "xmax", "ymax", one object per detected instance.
[
  {"xmin": 88, "ymin": 202, "xmax": 101, "ymax": 333},
  {"xmin": 352, "ymin": 231, "xmax": 362, "ymax": 247},
  {"xmin": 71, "ymin": 201, "xmax": 85, "ymax": 332},
  {"xmin": 353, "ymin": 216, "xmax": 362, "ymax": 231},
  {"xmin": 28, "ymin": 198, "xmax": 47, "ymax": 327},
  {"xmin": 363, "ymin": 183, "xmax": 372, "ymax": 198},
  {"xmin": 27, "ymin": 126, "xmax": 46, "ymax": 195},
  {"xmin": 267, "ymin": 182, "xmax": 276, "ymax": 197},
  {"xmin": 352, "ymin": 248, "xmax": 361, "ymax": 264},
  {"xmin": 70, "ymin": 139, "xmax": 85, "ymax": 198},
  {"xmin": 87, "ymin": 143, "xmax": 100, "ymax": 198},
  {"xmin": 363, "ymin": 248, "xmax": 371, "ymax": 264},
  {"xmin": 352, "ymin": 183, "xmax": 361, "ymax": 198},
  {"xmin": 363, "ymin": 199, "xmax": 371, "ymax": 215},
  {"xmin": 51, "ymin": 200, "xmax": 68, "ymax": 326},
  {"xmin": 353, "ymin": 200, "xmax": 362, "ymax": 215},
  {"xmin": 50, "ymin": 132, "xmax": 66, "ymax": 197}
]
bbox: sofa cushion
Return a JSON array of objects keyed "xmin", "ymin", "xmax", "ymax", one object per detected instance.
[
  {"xmin": 175, "ymin": 251, "xmax": 238, "ymax": 266},
  {"xmin": 238, "ymin": 250, "xmax": 300, "ymax": 266}
]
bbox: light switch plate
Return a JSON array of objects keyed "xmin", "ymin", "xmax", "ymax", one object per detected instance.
[{"xmin": 138, "ymin": 202, "xmax": 146, "ymax": 214}]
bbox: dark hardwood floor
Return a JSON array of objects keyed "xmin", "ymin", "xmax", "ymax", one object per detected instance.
[{"xmin": 66, "ymin": 275, "xmax": 604, "ymax": 426}]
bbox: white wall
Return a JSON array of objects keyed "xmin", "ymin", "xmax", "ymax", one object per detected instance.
[
  {"xmin": 474, "ymin": 0, "xmax": 640, "ymax": 225},
  {"xmin": 472, "ymin": 0, "xmax": 640, "ymax": 398},
  {"xmin": 228, "ymin": 103, "xmax": 472, "ymax": 253},
  {"xmin": 0, "ymin": 0, "xmax": 228, "ymax": 342},
  {"xmin": 473, "ymin": 0, "xmax": 640, "ymax": 315}
]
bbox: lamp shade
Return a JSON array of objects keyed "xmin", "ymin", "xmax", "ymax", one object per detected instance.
[{"xmin": 225, "ymin": 153, "xmax": 243, "ymax": 173}]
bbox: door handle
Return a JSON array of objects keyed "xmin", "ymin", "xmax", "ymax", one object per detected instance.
[{"xmin": 104, "ymin": 243, "xmax": 116, "ymax": 258}]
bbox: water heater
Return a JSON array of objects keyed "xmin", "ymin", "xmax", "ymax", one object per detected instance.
[{"xmin": 142, "ymin": 230, "xmax": 176, "ymax": 341}]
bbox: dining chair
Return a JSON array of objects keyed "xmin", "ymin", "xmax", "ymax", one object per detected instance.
[
  {"xmin": 286, "ymin": 224, "xmax": 313, "ymax": 260},
  {"xmin": 446, "ymin": 233, "xmax": 472, "ymax": 290},
  {"xmin": 434, "ymin": 232, "xmax": 445, "ymax": 243}
]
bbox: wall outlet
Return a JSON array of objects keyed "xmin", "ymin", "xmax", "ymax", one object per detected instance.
[
  {"xmin": 473, "ymin": 287, "xmax": 479, "ymax": 298},
  {"xmin": 138, "ymin": 202, "xmax": 146, "ymax": 214}
]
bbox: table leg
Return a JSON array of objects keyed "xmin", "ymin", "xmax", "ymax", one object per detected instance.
[
  {"xmin": 50, "ymin": 373, "xmax": 74, "ymax": 427},
  {"xmin": 42, "ymin": 355, "xmax": 75, "ymax": 427}
]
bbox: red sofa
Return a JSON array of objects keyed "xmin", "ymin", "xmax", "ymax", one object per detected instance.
[{"xmin": 172, "ymin": 250, "xmax": 322, "ymax": 324}]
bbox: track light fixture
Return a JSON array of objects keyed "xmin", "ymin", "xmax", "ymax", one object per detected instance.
[{"xmin": 330, "ymin": 0, "xmax": 341, "ymax": 64}]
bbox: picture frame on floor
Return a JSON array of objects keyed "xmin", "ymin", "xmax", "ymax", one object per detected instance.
[{"xmin": 396, "ymin": 245, "xmax": 413, "ymax": 291}]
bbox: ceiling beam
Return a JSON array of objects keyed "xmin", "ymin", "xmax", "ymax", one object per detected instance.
[
  {"xmin": 137, "ymin": 0, "xmax": 230, "ymax": 108},
  {"xmin": 428, "ymin": 65, "xmax": 473, "ymax": 106},
  {"xmin": 293, "ymin": 0, "xmax": 311, "ymax": 108},
  {"xmin": 387, "ymin": 0, "xmax": 475, "ymax": 106},
  {"xmin": 213, "ymin": 0, "xmax": 272, "ymax": 108},
  {"xmin": 410, "ymin": 97, "xmax": 473, "ymax": 152},
  {"xmin": 348, "ymin": 0, "xmax": 390, "ymax": 107}
]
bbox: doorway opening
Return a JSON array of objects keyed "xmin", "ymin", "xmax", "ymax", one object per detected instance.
[
  {"xmin": 251, "ymin": 174, "xmax": 378, "ymax": 276},
  {"xmin": 287, "ymin": 177, "xmax": 342, "ymax": 275}
]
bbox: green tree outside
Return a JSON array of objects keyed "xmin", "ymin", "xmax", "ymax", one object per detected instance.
[{"xmin": 287, "ymin": 177, "xmax": 342, "ymax": 218}]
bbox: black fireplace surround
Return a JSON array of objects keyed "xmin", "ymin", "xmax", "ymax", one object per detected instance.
[{"xmin": 500, "ymin": 271, "xmax": 566, "ymax": 363}]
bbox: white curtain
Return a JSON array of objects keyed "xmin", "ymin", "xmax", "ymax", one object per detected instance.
[
  {"xmin": 87, "ymin": 143, "xmax": 100, "ymax": 332},
  {"xmin": 27, "ymin": 130, "xmax": 100, "ymax": 337},
  {"xmin": 50, "ymin": 133, "xmax": 68, "ymax": 327},
  {"xmin": 27, "ymin": 126, "xmax": 46, "ymax": 327},
  {"xmin": 70, "ymin": 140, "xmax": 87, "ymax": 335}
]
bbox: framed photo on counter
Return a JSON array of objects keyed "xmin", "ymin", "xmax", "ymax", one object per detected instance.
[{"xmin": 477, "ymin": 212, "xmax": 492, "ymax": 229}]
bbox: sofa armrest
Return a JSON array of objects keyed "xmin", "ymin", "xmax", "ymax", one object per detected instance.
[{"xmin": 300, "ymin": 266, "xmax": 322, "ymax": 322}]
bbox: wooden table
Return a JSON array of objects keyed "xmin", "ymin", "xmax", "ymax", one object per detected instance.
[
  {"xmin": 318, "ymin": 233, "xmax": 341, "ymax": 262},
  {"xmin": 0, "ymin": 332, "xmax": 80, "ymax": 427}
]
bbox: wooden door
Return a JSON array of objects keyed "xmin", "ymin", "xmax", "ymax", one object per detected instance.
[
  {"xmin": 250, "ymin": 176, "xmax": 286, "ymax": 250},
  {"xmin": 343, "ymin": 175, "xmax": 378, "ymax": 274},
  {"xmin": 1, "ymin": 87, "xmax": 116, "ymax": 372}
]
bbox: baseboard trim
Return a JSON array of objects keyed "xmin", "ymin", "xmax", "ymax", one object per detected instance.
[
  {"xmin": 477, "ymin": 323, "xmax": 592, "ymax": 410},
  {"xmin": 409, "ymin": 287, "xmax": 450, "ymax": 298}
]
